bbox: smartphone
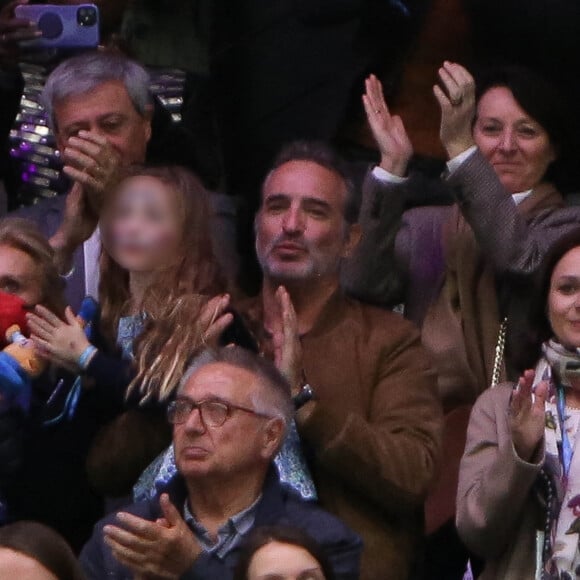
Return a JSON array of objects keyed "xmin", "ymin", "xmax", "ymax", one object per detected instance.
[{"xmin": 15, "ymin": 4, "xmax": 100, "ymax": 50}]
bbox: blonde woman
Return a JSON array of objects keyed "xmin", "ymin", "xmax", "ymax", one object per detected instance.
[{"xmin": 28, "ymin": 166, "xmax": 232, "ymax": 497}]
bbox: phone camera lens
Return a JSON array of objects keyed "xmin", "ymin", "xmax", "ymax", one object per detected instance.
[{"xmin": 77, "ymin": 6, "xmax": 97, "ymax": 27}]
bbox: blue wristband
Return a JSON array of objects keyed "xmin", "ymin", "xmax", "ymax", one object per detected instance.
[{"xmin": 78, "ymin": 345, "xmax": 98, "ymax": 371}]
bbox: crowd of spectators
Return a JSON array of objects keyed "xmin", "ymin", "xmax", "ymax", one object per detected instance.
[{"xmin": 0, "ymin": 2, "xmax": 580, "ymax": 580}]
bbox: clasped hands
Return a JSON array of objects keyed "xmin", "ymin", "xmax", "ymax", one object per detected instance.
[
  {"xmin": 198, "ymin": 285, "xmax": 304, "ymax": 394},
  {"xmin": 270, "ymin": 286, "xmax": 304, "ymax": 398}
]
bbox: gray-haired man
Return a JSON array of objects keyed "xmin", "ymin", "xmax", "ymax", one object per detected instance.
[
  {"xmin": 13, "ymin": 51, "xmax": 236, "ymax": 309},
  {"xmin": 80, "ymin": 347, "xmax": 362, "ymax": 580},
  {"xmin": 13, "ymin": 51, "xmax": 152, "ymax": 310}
]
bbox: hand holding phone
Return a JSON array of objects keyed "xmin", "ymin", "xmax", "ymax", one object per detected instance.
[
  {"xmin": 14, "ymin": 3, "xmax": 100, "ymax": 50},
  {"xmin": 0, "ymin": 0, "xmax": 41, "ymax": 64}
]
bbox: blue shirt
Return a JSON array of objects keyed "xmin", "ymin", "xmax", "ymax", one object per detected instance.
[
  {"xmin": 80, "ymin": 467, "xmax": 362, "ymax": 580},
  {"xmin": 183, "ymin": 494, "xmax": 261, "ymax": 558}
]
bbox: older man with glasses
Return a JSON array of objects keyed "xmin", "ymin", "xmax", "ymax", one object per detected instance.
[{"xmin": 80, "ymin": 346, "xmax": 362, "ymax": 580}]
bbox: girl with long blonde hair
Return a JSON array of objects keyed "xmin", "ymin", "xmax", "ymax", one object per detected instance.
[
  {"xmin": 28, "ymin": 166, "xmax": 233, "ymax": 494},
  {"xmin": 97, "ymin": 165, "xmax": 230, "ymax": 403}
]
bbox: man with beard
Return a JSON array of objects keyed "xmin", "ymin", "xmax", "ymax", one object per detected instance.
[{"xmin": 242, "ymin": 140, "xmax": 442, "ymax": 579}]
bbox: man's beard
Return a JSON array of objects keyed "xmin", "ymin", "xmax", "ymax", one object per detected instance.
[{"xmin": 256, "ymin": 233, "xmax": 341, "ymax": 282}]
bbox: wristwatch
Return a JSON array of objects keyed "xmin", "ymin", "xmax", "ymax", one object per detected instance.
[{"xmin": 293, "ymin": 383, "xmax": 315, "ymax": 410}]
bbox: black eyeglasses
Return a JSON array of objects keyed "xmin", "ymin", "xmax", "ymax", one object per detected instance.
[{"xmin": 167, "ymin": 396, "xmax": 274, "ymax": 427}]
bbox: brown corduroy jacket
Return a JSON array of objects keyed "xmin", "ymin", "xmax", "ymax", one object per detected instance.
[{"xmin": 242, "ymin": 291, "xmax": 443, "ymax": 580}]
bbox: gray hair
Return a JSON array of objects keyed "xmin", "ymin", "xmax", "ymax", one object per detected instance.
[
  {"xmin": 42, "ymin": 51, "xmax": 152, "ymax": 130},
  {"xmin": 178, "ymin": 347, "xmax": 295, "ymax": 432}
]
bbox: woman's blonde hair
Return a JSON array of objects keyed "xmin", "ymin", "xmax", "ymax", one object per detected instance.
[
  {"xmin": 0, "ymin": 217, "xmax": 65, "ymax": 316},
  {"xmin": 99, "ymin": 165, "xmax": 226, "ymax": 403}
]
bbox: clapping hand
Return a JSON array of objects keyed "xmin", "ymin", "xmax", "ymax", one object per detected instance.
[
  {"xmin": 271, "ymin": 286, "xmax": 303, "ymax": 394},
  {"xmin": 362, "ymin": 74, "xmax": 413, "ymax": 177},
  {"xmin": 433, "ymin": 61, "xmax": 477, "ymax": 159},
  {"xmin": 51, "ymin": 131, "xmax": 122, "ymax": 273},
  {"xmin": 509, "ymin": 369, "xmax": 548, "ymax": 463},
  {"xmin": 50, "ymin": 181, "xmax": 100, "ymax": 271},
  {"xmin": 104, "ymin": 493, "xmax": 201, "ymax": 580},
  {"xmin": 61, "ymin": 131, "xmax": 121, "ymax": 212},
  {"xmin": 27, "ymin": 305, "xmax": 90, "ymax": 373},
  {"xmin": 199, "ymin": 294, "xmax": 234, "ymax": 347}
]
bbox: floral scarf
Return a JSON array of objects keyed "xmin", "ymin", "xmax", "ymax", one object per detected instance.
[{"xmin": 535, "ymin": 340, "xmax": 580, "ymax": 579}]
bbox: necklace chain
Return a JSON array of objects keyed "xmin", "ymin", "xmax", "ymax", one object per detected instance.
[{"xmin": 491, "ymin": 317, "xmax": 508, "ymax": 388}]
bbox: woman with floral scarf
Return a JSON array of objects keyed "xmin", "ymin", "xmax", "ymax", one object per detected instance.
[{"xmin": 457, "ymin": 228, "xmax": 580, "ymax": 579}]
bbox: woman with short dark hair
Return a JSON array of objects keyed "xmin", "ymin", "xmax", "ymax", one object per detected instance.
[
  {"xmin": 349, "ymin": 61, "xmax": 580, "ymax": 397},
  {"xmin": 473, "ymin": 65, "xmax": 574, "ymax": 191}
]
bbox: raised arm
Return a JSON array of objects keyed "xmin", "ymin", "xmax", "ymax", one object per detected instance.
[
  {"xmin": 447, "ymin": 148, "xmax": 579, "ymax": 275},
  {"xmin": 435, "ymin": 61, "xmax": 580, "ymax": 275},
  {"xmin": 363, "ymin": 74, "xmax": 414, "ymax": 178},
  {"xmin": 341, "ymin": 74, "xmax": 413, "ymax": 305}
]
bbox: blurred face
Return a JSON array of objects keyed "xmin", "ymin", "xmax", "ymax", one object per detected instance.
[
  {"xmin": 473, "ymin": 87, "xmax": 556, "ymax": 194},
  {"xmin": 549, "ymin": 247, "xmax": 580, "ymax": 350},
  {"xmin": 173, "ymin": 363, "xmax": 280, "ymax": 481},
  {"xmin": 0, "ymin": 245, "xmax": 42, "ymax": 307},
  {"xmin": 247, "ymin": 542, "xmax": 326, "ymax": 580},
  {"xmin": 53, "ymin": 80, "xmax": 151, "ymax": 164},
  {"xmin": 104, "ymin": 176, "xmax": 181, "ymax": 273},
  {"xmin": 255, "ymin": 161, "xmax": 360, "ymax": 283},
  {"xmin": 0, "ymin": 548, "xmax": 57, "ymax": 580}
]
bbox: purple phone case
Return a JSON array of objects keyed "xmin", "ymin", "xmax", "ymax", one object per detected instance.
[{"xmin": 15, "ymin": 4, "xmax": 100, "ymax": 49}]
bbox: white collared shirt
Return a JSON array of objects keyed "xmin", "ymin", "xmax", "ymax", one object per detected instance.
[
  {"xmin": 83, "ymin": 227, "xmax": 101, "ymax": 299},
  {"xmin": 372, "ymin": 145, "xmax": 533, "ymax": 204},
  {"xmin": 512, "ymin": 190, "xmax": 533, "ymax": 205}
]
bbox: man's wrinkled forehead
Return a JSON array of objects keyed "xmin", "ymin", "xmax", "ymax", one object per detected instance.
[
  {"xmin": 182, "ymin": 362, "xmax": 258, "ymax": 399},
  {"xmin": 262, "ymin": 160, "xmax": 348, "ymax": 209},
  {"xmin": 53, "ymin": 80, "xmax": 137, "ymax": 130}
]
